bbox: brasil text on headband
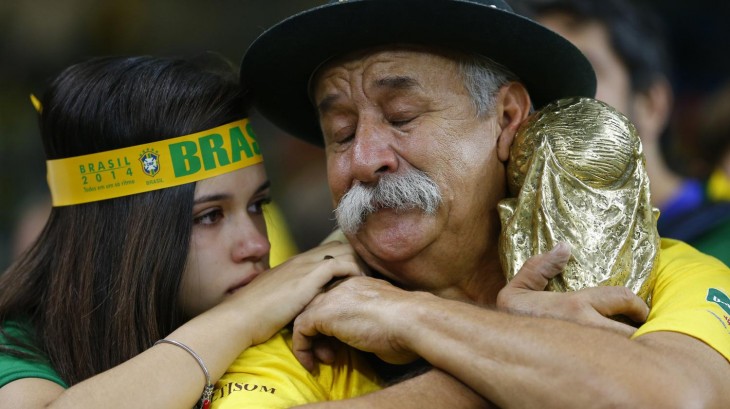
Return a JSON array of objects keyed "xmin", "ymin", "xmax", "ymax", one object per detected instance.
[{"xmin": 45, "ymin": 119, "xmax": 262, "ymax": 206}]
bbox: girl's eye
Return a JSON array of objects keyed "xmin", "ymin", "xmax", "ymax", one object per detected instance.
[
  {"xmin": 193, "ymin": 209, "xmax": 223, "ymax": 225},
  {"xmin": 248, "ymin": 197, "xmax": 272, "ymax": 215}
]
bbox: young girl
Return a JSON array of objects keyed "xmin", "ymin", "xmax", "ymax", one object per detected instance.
[{"xmin": 0, "ymin": 55, "xmax": 379, "ymax": 408}]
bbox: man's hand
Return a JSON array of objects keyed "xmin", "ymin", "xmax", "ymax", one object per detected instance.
[
  {"xmin": 496, "ymin": 243, "xmax": 649, "ymax": 336},
  {"xmin": 292, "ymin": 276, "xmax": 421, "ymax": 371}
]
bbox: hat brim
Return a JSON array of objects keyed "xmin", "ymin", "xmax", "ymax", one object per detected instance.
[{"xmin": 241, "ymin": 0, "xmax": 596, "ymax": 146}]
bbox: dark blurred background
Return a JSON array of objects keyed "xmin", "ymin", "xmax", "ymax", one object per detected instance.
[{"xmin": 1, "ymin": 0, "xmax": 729, "ymax": 270}]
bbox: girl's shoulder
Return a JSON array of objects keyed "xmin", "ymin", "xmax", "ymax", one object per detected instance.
[{"xmin": 0, "ymin": 319, "xmax": 67, "ymax": 389}]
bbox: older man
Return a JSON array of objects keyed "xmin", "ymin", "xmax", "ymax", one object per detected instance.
[{"xmin": 241, "ymin": 1, "xmax": 730, "ymax": 408}]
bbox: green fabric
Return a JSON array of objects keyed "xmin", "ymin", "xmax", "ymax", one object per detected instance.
[
  {"xmin": 690, "ymin": 218, "xmax": 730, "ymax": 267},
  {"xmin": 0, "ymin": 321, "xmax": 67, "ymax": 388}
]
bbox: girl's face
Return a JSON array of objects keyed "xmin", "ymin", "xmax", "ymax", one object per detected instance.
[{"xmin": 179, "ymin": 164, "xmax": 272, "ymax": 318}]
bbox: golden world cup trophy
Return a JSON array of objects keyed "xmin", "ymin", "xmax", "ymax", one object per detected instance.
[{"xmin": 498, "ymin": 97, "xmax": 660, "ymax": 305}]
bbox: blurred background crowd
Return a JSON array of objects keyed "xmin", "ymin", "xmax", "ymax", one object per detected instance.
[{"xmin": 1, "ymin": 0, "xmax": 729, "ymax": 270}]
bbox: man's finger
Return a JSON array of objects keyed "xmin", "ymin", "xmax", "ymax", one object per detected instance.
[
  {"xmin": 313, "ymin": 337, "xmax": 338, "ymax": 365},
  {"xmin": 584, "ymin": 312, "xmax": 640, "ymax": 337},
  {"xmin": 509, "ymin": 242, "xmax": 572, "ymax": 291},
  {"xmin": 292, "ymin": 315, "xmax": 319, "ymax": 371},
  {"xmin": 577, "ymin": 286, "xmax": 650, "ymax": 323}
]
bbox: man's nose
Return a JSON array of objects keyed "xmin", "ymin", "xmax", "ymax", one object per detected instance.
[{"xmin": 350, "ymin": 116, "xmax": 399, "ymax": 183}]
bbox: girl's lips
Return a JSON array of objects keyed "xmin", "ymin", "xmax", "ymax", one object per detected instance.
[{"xmin": 226, "ymin": 271, "xmax": 261, "ymax": 294}]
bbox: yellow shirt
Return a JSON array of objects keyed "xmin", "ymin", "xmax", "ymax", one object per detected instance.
[
  {"xmin": 633, "ymin": 239, "xmax": 730, "ymax": 360},
  {"xmin": 264, "ymin": 202, "xmax": 299, "ymax": 268},
  {"xmin": 211, "ymin": 329, "xmax": 381, "ymax": 409}
]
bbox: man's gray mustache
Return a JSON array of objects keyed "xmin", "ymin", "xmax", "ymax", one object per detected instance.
[{"xmin": 335, "ymin": 169, "xmax": 442, "ymax": 234}]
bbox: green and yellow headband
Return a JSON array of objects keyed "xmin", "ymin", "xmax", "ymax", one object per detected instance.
[{"xmin": 46, "ymin": 119, "xmax": 263, "ymax": 206}]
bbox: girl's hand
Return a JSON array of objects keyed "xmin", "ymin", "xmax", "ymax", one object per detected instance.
[{"xmin": 226, "ymin": 241, "xmax": 366, "ymax": 345}]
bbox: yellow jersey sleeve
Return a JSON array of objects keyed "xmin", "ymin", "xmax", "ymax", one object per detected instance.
[
  {"xmin": 263, "ymin": 202, "xmax": 299, "ymax": 268},
  {"xmin": 211, "ymin": 329, "xmax": 381, "ymax": 409},
  {"xmin": 632, "ymin": 238, "xmax": 730, "ymax": 361}
]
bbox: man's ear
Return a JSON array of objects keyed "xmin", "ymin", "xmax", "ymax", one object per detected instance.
[{"xmin": 496, "ymin": 82, "xmax": 531, "ymax": 162}]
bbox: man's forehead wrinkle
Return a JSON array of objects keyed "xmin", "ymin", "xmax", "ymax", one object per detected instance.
[{"xmin": 315, "ymin": 50, "xmax": 433, "ymax": 114}]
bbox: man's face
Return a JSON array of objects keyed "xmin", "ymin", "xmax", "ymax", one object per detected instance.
[
  {"xmin": 537, "ymin": 12, "xmax": 633, "ymax": 117},
  {"xmin": 312, "ymin": 48, "xmax": 507, "ymax": 292}
]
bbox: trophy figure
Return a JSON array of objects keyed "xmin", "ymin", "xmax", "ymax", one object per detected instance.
[{"xmin": 499, "ymin": 97, "xmax": 660, "ymax": 304}]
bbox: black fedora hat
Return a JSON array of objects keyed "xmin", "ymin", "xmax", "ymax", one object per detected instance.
[{"xmin": 241, "ymin": 0, "xmax": 596, "ymax": 146}]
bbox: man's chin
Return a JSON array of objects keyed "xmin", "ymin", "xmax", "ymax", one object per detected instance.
[{"xmin": 351, "ymin": 209, "xmax": 434, "ymax": 262}]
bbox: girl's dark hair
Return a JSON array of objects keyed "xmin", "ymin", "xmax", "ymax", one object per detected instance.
[{"xmin": 0, "ymin": 55, "xmax": 250, "ymax": 385}]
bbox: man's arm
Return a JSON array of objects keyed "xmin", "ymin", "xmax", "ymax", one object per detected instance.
[
  {"xmin": 392, "ymin": 291, "xmax": 727, "ymax": 408},
  {"xmin": 292, "ymin": 251, "xmax": 730, "ymax": 409},
  {"xmin": 297, "ymin": 369, "xmax": 494, "ymax": 409}
]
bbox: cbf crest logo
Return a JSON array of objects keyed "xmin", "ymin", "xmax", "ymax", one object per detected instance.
[{"xmin": 139, "ymin": 148, "xmax": 160, "ymax": 177}]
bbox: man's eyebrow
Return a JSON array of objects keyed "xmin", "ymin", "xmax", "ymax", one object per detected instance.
[
  {"xmin": 374, "ymin": 75, "xmax": 422, "ymax": 91},
  {"xmin": 317, "ymin": 94, "xmax": 340, "ymax": 115}
]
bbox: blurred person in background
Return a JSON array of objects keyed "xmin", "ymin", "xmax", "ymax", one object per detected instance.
[
  {"xmin": 511, "ymin": 0, "xmax": 730, "ymax": 265},
  {"xmin": 685, "ymin": 81, "xmax": 730, "ymax": 262},
  {"xmin": 697, "ymin": 81, "xmax": 730, "ymax": 201}
]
